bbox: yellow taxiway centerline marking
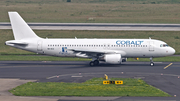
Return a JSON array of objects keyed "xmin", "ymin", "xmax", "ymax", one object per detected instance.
[{"xmin": 164, "ymin": 63, "xmax": 173, "ymax": 69}]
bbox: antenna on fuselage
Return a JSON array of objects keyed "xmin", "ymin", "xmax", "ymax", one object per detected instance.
[
  {"xmin": 149, "ymin": 37, "xmax": 151, "ymax": 40},
  {"xmin": 75, "ymin": 36, "xmax": 77, "ymax": 39}
]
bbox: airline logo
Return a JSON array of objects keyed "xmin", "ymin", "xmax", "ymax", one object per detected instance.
[
  {"xmin": 59, "ymin": 47, "xmax": 68, "ymax": 54},
  {"xmin": 116, "ymin": 40, "xmax": 143, "ymax": 45},
  {"xmin": 62, "ymin": 47, "xmax": 67, "ymax": 52}
]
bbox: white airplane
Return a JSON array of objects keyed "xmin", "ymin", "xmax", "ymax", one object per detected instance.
[{"xmin": 5, "ymin": 12, "xmax": 175, "ymax": 66}]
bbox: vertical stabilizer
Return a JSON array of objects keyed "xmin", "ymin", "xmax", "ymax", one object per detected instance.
[{"xmin": 8, "ymin": 12, "xmax": 40, "ymax": 40}]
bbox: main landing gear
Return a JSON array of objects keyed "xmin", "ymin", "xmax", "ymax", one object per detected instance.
[
  {"xmin": 89, "ymin": 60, "xmax": 99, "ymax": 66},
  {"xmin": 150, "ymin": 57, "xmax": 154, "ymax": 66}
]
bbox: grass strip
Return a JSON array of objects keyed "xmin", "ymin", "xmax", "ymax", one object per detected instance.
[
  {"xmin": 0, "ymin": 55, "xmax": 179, "ymax": 62},
  {"xmin": 1, "ymin": 0, "xmax": 180, "ymax": 23},
  {"xmin": 127, "ymin": 56, "xmax": 180, "ymax": 62},
  {"xmin": 0, "ymin": 55, "xmax": 90, "ymax": 61},
  {"xmin": 10, "ymin": 78, "xmax": 170, "ymax": 96}
]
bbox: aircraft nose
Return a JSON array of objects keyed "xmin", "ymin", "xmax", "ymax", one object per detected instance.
[{"xmin": 170, "ymin": 47, "xmax": 175, "ymax": 55}]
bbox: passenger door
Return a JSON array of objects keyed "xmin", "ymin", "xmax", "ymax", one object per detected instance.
[
  {"xmin": 149, "ymin": 41, "xmax": 154, "ymax": 51},
  {"xmin": 37, "ymin": 40, "xmax": 43, "ymax": 51}
]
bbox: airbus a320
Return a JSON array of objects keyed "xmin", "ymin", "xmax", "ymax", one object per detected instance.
[{"xmin": 5, "ymin": 12, "xmax": 175, "ymax": 66}]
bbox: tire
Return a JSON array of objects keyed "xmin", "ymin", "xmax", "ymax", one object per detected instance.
[
  {"xmin": 89, "ymin": 61, "xmax": 94, "ymax": 66},
  {"xmin": 94, "ymin": 60, "xmax": 99, "ymax": 66},
  {"xmin": 150, "ymin": 62, "xmax": 154, "ymax": 66}
]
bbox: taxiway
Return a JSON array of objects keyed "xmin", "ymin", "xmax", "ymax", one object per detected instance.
[
  {"xmin": 0, "ymin": 61, "xmax": 180, "ymax": 101},
  {"xmin": 1, "ymin": 23, "xmax": 180, "ymax": 31}
]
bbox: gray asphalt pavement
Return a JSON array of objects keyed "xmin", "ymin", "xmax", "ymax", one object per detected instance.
[
  {"xmin": 1, "ymin": 23, "xmax": 180, "ymax": 27},
  {"xmin": 1, "ymin": 23, "xmax": 180, "ymax": 31},
  {"xmin": 0, "ymin": 61, "xmax": 180, "ymax": 101}
]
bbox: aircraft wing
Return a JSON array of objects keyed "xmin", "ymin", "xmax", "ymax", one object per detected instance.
[
  {"xmin": 68, "ymin": 49, "xmax": 126, "ymax": 56},
  {"xmin": 69, "ymin": 49, "xmax": 114, "ymax": 54}
]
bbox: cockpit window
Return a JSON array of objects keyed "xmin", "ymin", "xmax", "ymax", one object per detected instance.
[{"xmin": 160, "ymin": 44, "xmax": 169, "ymax": 47}]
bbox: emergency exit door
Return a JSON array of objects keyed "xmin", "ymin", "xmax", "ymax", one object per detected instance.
[{"xmin": 149, "ymin": 41, "xmax": 154, "ymax": 51}]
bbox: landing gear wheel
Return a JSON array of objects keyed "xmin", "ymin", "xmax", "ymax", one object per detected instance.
[
  {"xmin": 150, "ymin": 57, "xmax": 154, "ymax": 66},
  {"xmin": 89, "ymin": 61, "xmax": 94, "ymax": 66},
  {"xmin": 89, "ymin": 60, "xmax": 99, "ymax": 66},
  {"xmin": 150, "ymin": 62, "xmax": 154, "ymax": 66},
  {"xmin": 94, "ymin": 60, "xmax": 99, "ymax": 66}
]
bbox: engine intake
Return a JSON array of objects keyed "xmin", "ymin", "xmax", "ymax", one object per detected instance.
[
  {"xmin": 122, "ymin": 58, "xmax": 127, "ymax": 62},
  {"xmin": 104, "ymin": 54, "xmax": 122, "ymax": 64}
]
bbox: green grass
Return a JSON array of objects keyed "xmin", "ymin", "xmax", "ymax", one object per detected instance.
[
  {"xmin": 0, "ymin": 55, "xmax": 90, "ymax": 61},
  {"xmin": 9, "ymin": 78, "xmax": 170, "ymax": 96},
  {"xmin": 0, "ymin": 55, "xmax": 179, "ymax": 62},
  {"xmin": 0, "ymin": 0, "xmax": 180, "ymax": 23},
  {"xmin": 127, "ymin": 56, "xmax": 180, "ymax": 62}
]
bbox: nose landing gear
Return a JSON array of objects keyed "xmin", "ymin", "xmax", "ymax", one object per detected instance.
[{"xmin": 150, "ymin": 57, "xmax": 154, "ymax": 66}]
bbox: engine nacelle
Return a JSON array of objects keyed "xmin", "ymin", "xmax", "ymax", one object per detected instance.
[
  {"xmin": 104, "ymin": 54, "xmax": 122, "ymax": 64},
  {"xmin": 122, "ymin": 58, "xmax": 127, "ymax": 62}
]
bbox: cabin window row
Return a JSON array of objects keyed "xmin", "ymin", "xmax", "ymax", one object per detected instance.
[{"xmin": 47, "ymin": 44, "xmax": 148, "ymax": 47}]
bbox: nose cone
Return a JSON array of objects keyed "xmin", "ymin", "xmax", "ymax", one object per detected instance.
[{"xmin": 170, "ymin": 47, "xmax": 176, "ymax": 55}]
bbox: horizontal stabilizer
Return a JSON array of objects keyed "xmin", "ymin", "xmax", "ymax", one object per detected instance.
[{"xmin": 5, "ymin": 40, "xmax": 28, "ymax": 45}]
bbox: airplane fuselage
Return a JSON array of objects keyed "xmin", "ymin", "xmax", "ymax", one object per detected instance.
[{"xmin": 7, "ymin": 38, "xmax": 175, "ymax": 58}]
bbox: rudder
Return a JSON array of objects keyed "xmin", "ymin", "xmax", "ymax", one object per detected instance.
[{"xmin": 8, "ymin": 12, "xmax": 40, "ymax": 40}]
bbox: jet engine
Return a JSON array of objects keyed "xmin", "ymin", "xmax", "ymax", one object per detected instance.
[
  {"xmin": 122, "ymin": 58, "xmax": 127, "ymax": 62},
  {"xmin": 104, "ymin": 54, "xmax": 122, "ymax": 64}
]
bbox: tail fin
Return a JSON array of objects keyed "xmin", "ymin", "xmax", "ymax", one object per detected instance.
[{"xmin": 8, "ymin": 12, "xmax": 40, "ymax": 40}]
